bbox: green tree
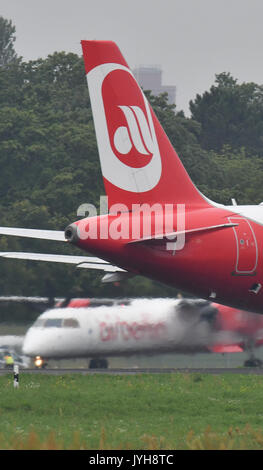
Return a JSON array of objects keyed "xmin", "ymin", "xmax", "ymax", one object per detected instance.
[
  {"xmin": 190, "ymin": 72, "xmax": 263, "ymax": 156},
  {"xmin": 200, "ymin": 146, "xmax": 263, "ymax": 205},
  {"xmin": 0, "ymin": 16, "xmax": 18, "ymax": 67}
]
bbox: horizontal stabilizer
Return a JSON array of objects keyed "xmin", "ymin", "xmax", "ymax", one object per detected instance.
[
  {"xmin": 0, "ymin": 252, "xmax": 107, "ymax": 264},
  {"xmin": 101, "ymin": 272, "xmax": 135, "ymax": 283},
  {"xmin": 127, "ymin": 223, "xmax": 238, "ymax": 245},
  {"xmin": 0, "ymin": 227, "xmax": 65, "ymax": 241},
  {"xmin": 0, "ymin": 251, "xmax": 126, "ymax": 273},
  {"xmin": 77, "ymin": 263, "xmax": 126, "ymax": 272}
]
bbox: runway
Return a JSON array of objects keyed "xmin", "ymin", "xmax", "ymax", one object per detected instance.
[{"xmin": 1, "ymin": 367, "xmax": 263, "ymax": 375}]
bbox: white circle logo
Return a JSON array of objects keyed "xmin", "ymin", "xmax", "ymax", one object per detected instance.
[{"xmin": 87, "ymin": 63, "xmax": 162, "ymax": 193}]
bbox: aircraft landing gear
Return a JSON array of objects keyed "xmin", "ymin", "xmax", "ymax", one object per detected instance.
[
  {"xmin": 89, "ymin": 358, "xmax": 108, "ymax": 369},
  {"xmin": 243, "ymin": 356, "xmax": 263, "ymax": 367},
  {"xmin": 243, "ymin": 340, "xmax": 263, "ymax": 367}
]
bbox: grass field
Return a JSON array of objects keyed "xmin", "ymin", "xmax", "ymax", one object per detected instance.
[{"xmin": 1, "ymin": 372, "xmax": 263, "ymax": 449}]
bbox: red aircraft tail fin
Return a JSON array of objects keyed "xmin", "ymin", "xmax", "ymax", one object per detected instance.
[{"xmin": 81, "ymin": 40, "xmax": 210, "ymax": 211}]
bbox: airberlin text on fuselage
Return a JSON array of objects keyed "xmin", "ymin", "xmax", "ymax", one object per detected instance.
[{"xmin": 100, "ymin": 319, "xmax": 166, "ymax": 342}]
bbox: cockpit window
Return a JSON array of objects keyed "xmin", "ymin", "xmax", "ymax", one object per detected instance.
[
  {"xmin": 33, "ymin": 319, "xmax": 46, "ymax": 328},
  {"xmin": 44, "ymin": 319, "xmax": 63, "ymax": 328},
  {"xmin": 63, "ymin": 318, "xmax": 80, "ymax": 328}
]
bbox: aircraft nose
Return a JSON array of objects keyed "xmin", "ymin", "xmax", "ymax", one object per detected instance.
[
  {"xmin": 22, "ymin": 330, "xmax": 52, "ymax": 357},
  {"xmin": 22, "ymin": 337, "xmax": 39, "ymax": 357}
]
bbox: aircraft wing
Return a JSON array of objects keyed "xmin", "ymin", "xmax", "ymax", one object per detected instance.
[
  {"xmin": 0, "ymin": 252, "xmax": 126, "ymax": 272},
  {"xmin": 0, "ymin": 223, "xmax": 238, "ymax": 245},
  {"xmin": 0, "ymin": 227, "xmax": 65, "ymax": 241},
  {"xmin": 0, "ymin": 296, "xmax": 62, "ymax": 303}
]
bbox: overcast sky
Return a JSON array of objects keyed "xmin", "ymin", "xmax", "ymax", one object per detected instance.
[{"xmin": 1, "ymin": 0, "xmax": 263, "ymax": 114}]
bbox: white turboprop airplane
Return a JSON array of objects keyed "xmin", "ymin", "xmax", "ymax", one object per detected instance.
[{"xmin": 20, "ymin": 297, "xmax": 263, "ymax": 369}]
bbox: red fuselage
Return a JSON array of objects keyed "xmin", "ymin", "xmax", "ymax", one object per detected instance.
[{"xmin": 68, "ymin": 204, "xmax": 263, "ymax": 314}]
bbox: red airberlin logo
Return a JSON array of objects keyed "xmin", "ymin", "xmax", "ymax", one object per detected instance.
[
  {"xmin": 87, "ymin": 63, "xmax": 162, "ymax": 192},
  {"xmin": 113, "ymin": 105, "xmax": 154, "ymax": 156},
  {"xmin": 102, "ymin": 69, "xmax": 154, "ymax": 168}
]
